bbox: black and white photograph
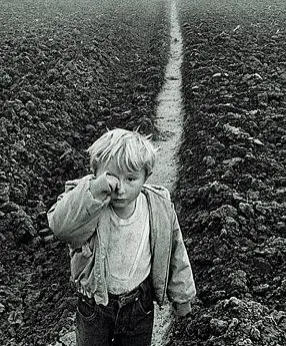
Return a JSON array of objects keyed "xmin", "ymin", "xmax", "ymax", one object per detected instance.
[{"xmin": 1, "ymin": 0, "xmax": 286, "ymax": 345}]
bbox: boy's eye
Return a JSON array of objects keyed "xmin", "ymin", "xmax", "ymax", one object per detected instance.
[{"xmin": 127, "ymin": 177, "xmax": 136, "ymax": 182}]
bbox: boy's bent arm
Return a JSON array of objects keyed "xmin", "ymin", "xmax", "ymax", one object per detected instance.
[
  {"xmin": 47, "ymin": 174, "xmax": 112, "ymax": 247},
  {"xmin": 167, "ymin": 209, "xmax": 196, "ymax": 317}
]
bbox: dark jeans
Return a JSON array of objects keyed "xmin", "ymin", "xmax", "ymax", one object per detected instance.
[{"xmin": 76, "ymin": 277, "xmax": 154, "ymax": 346}]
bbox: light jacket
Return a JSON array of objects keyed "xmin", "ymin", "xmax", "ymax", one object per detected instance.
[{"xmin": 47, "ymin": 174, "xmax": 196, "ymax": 316}]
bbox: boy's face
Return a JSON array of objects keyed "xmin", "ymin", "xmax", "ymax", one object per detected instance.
[{"xmin": 96, "ymin": 159, "xmax": 147, "ymax": 218}]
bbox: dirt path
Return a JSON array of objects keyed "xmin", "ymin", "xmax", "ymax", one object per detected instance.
[
  {"xmin": 149, "ymin": 0, "xmax": 184, "ymax": 193},
  {"xmin": 146, "ymin": 0, "xmax": 184, "ymax": 344},
  {"xmin": 50, "ymin": 1, "xmax": 184, "ymax": 345}
]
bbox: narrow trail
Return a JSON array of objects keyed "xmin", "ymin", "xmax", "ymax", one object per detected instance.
[
  {"xmin": 50, "ymin": 1, "xmax": 184, "ymax": 345},
  {"xmin": 149, "ymin": 0, "xmax": 184, "ymax": 345},
  {"xmin": 149, "ymin": 0, "xmax": 184, "ymax": 193}
]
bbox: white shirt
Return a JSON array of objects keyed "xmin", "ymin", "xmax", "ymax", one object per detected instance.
[{"xmin": 106, "ymin": 192, "xmax": 151, "ymax": 294}]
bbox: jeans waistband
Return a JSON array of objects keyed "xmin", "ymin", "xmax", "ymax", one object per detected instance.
[
  {"xmin": 108, "ymin": 287, "xmax": 141, "ymax": 306},
  {"xmin": 78, "ymin": 275, "xmax": 151, "ymax": 307}
]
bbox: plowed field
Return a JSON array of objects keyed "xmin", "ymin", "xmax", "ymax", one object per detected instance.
[
  {"xmin": 1, "ymin": 0, "xmax": 286, "ymax": 345},
  {"xmin": 0, "ymin": 0, "xmax": 169, "ymax": 344},
  {"xmin": 169, "ymin": 0, "xmax": 286, "ymax": 345}
]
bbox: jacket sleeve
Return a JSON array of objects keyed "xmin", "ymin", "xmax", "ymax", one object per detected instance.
[
  {"xmin": 47, "ymin": 173, "xmax": 111, "ymax": 248},
  {"xmin": 167, "ymin": 208, "xmax": 196, "ymax": 317}
]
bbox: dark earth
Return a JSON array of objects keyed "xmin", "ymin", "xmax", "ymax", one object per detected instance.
[
  {"xmin": 169, "ymin": 0, "xmax": 286, "ymax": 345},
  {"xmin": 1, "ymin": 0, "xmax": 169, "ymax": 344},
  {"xmin": 0, "ymin": 0, "xmax": 285, "ymax": 345}
]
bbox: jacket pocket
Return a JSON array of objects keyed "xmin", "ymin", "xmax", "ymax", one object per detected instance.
[{"xmin": 70, "ymin": 247, "xmax": 93, "ymax": 282}]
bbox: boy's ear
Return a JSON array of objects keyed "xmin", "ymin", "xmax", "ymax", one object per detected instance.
[
  {"xmin": 91, "ymin": 163, "xmax": 97, "ymax": 176},
  {"xmin": 91, "ymin": 169, "xmax": 97, "ymax": 177},
  {"xmin": 145, "ymin": 171, "xmax": 152, "ymax": 182}
]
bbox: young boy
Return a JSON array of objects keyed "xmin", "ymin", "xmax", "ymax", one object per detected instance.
[{"xmin": 47, "ymin": 128, "xmax": 196, "ymax": 346}]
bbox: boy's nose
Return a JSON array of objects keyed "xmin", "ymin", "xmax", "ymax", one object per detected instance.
[{"xmin": 116, "ymin": 180, "xmax": 126, "ymax": 194}]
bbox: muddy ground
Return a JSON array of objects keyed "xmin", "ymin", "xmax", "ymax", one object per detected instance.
[
  {"xmin": 0, "ymin": 0, "xmax": 169, "ymax": 344},
  {"xmin": 1, "ymin": 0, "xmax": 286, "ymax": 345},
  {"xmin": 168, "ymin": 0, "xmax": 286, "ymax": 345}
]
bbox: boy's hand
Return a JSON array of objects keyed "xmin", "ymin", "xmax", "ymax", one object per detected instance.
[
  {"xmin": 174, "ymin": 312, "xmax": 192, "ymax": 322},
  {"xmin": 89, "ymin": 173, "xmax": 118, "ymax": 201},
  {"xmin": 171, "ymin": 303, "xmax": 192, "ymax": 321},
  {"xmin": 106, "ymin": 173, "xmax": 119, "ymax": 193}
]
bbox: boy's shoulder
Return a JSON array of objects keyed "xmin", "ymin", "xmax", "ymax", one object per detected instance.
[{"xmin": 142, "ymin": 184, "xmax": 171, "ymax": 201}]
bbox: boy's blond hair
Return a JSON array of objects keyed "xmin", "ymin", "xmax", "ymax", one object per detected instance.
[{"xmin": 87, "ymin": 128, "xmax": 156, "ymax": 177}]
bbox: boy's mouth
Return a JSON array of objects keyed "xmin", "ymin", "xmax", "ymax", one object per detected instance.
[{"xmin": 112, "ymin": 198, "xmax": 125, "ymax": 203}]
